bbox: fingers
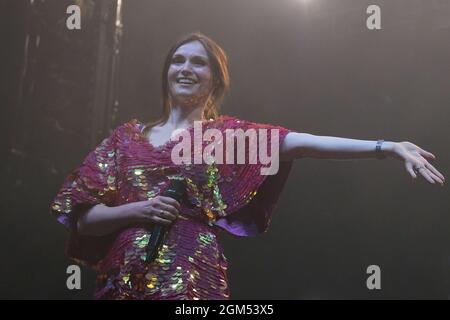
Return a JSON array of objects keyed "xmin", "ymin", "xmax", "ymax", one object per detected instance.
[
  {"xmin": 151, "ymin": 216, "xmax": 173, "ymax": 226},
  {"xmin": 142, "ymin": 208, "xmax": 175, "ymax": 225},
  {"xmin": 144, "ymin": 206, "xmax": 177, "ymax": 224},
  {"xmin": 423, "ymin": 166, "xmax": 444, "ymax": 186},
  {"xmin": 405, "ymin": 144, "xmax": 445, "ymax": 185},
  {"xmin": 159, "ymin": 209, "xmax": 177, "ymax": 221},
  {"xmin": 418, "ymin": 147, "xmax": 436, "ymax": 160},
  {"xmin": 141, "ymin": 196, "xmax": 181, "ymax": 224},
  {"xmin": 418, "ymin": 167, "xmax": 436, "ymax": 184},
  {"xmin": 425, "ymin": 162, "xmax": 445, "ymax": 182},
  {"xmin": 409, "ymin": 162, "xmax": 445, "ymax": 186},
  {"xmin": 155, "ymin": 202, "xmax": 179, "ymax": 217},
  {"xmin": 405, "ymin": 162, "xmax": 417, "ymax": 179},
  {"xmin": 412, "ymin": 143, "xmax": 434, "ymax": 159},
  {"xmin": 415, "ymin": 146, "xmax": 445, "ymax": 185},
  {"xmin": 157, "ymin": 196, "xmax": 181, "ymax": 210}
]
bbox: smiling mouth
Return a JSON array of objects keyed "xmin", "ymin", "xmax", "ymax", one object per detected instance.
[{"xmin": 176, "ymin": 78, "xmax": 197, "ymax": 85}]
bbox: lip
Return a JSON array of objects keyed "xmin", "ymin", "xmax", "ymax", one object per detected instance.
[
  {"xmin": 175, "ymin": 81, "xmax": 197, "ymax": 87},
  {"xmin": 176, "ymin": 77, "xmax": 197, "ymax": 84}
]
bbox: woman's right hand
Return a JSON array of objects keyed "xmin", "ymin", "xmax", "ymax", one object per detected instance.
[{"xmin": 128, "ymin": 196, "xmax": 181, "ymax": 226}]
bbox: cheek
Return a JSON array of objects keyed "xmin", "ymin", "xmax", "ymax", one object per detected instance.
[
  {"xmin": 196, "ymin": 66, "xmax": 212, "ymax": 79},
  {"xmin": 205, "ymin": 71, "xmax": 213, "ymax": 82},
  {"xmin": 199, "ymin": 72, "xmax": 213, "ymax": 87},
  {"xmin": 167, "ymin": 68, "xmax": 177, "ymax": 79}
]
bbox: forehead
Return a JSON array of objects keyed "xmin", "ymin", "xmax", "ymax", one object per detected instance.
[{"xmin": 173, "ymin": 41, "xmax": 208, "ymax": 59}]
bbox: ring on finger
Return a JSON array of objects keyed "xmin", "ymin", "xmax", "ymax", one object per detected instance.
[{"xmin": 414, "ymin": 166, "xmax": 425, "ymax": 172}]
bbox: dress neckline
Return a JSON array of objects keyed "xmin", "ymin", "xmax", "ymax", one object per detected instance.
[{"xmin": 135, "ymin": 117, "xmax": 228, "ymax": 150}]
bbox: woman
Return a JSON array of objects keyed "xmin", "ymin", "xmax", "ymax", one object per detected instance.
[{"xmin": 51, "ymin": 32, "xmax": 445, "ymax": 300}]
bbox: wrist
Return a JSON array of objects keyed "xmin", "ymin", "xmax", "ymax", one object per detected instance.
[
  {"xmin": 120, "ymin": 202, "xmax": 140, "ymax": 223},
  {"xmin": 381, "ymin": 141, "xmax": 398, "ymax": 158}
]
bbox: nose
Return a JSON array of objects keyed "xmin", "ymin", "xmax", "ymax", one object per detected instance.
[{"xmin": 180, "ymin": 61, "xmax": 194, "ymax": 76}]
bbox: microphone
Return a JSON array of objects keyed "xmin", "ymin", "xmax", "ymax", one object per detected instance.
[{"xmin": 145, "ymin": 179, "xmax": 186, "ymax": 262}]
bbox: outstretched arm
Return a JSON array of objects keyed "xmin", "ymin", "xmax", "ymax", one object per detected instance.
[{"xmin": 280, "ymin": 132, "xmax": 445, "ymax": 186}]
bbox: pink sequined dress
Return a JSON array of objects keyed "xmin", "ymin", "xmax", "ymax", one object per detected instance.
[{"xmin": 51, "ymin": 116, "xmax": 292, "ymax": 299}]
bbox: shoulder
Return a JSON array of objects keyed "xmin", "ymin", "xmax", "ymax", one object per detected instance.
[
  {"xmin": 118, "ymin": 118, "xmax": 142, "ymax": 131},
  {"xmin": 213, "ymin": 115, "xmax": 290, "ymax": 132},
  {"xmin": 100, "ymin": 119, "xmax": 142, "ymax": 145},
  {"xmin": 112, "ymin": 119, "xmax": 142, "ymax": 135},
  {"xmin": 211, "ymin": 115, "xmax": 245, "ymax": 128}
]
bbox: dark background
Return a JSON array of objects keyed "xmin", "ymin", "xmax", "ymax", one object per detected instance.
[{"xmin": 1, "ymin": 0, "xmax": 449, "ymax": 299}]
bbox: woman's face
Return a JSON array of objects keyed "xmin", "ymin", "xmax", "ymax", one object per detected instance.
[{"xmin": 168, "ymin": 40, "xmax": 213, "ymax": 106}]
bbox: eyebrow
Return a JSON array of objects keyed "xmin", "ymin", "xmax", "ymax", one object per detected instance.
[{"xmin": 172, "ymin": 54, "xmax": 208, "ymax": 60}]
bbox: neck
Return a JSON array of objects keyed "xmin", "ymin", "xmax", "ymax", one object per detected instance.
[{"xmin": 165, "ymin": 104, "xmax": 204, "ymax": 129}]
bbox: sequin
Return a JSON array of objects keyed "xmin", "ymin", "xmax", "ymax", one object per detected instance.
[
  {"xmin": 134, "ymin": 234, "xmax": 149, "ymax": 249},
  {"xmin": 51, "ymin": 117, "xmax": 292, "ymax": 300}
]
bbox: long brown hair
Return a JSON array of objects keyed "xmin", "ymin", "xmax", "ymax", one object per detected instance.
[{"xmin": 143, "ymin": 32, "xmax": 230, "ymax": 135}]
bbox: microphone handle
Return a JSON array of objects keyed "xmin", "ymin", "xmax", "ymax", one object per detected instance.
[
  {"xmin": 145, "ymin": 181, "xmax": 185, "ymax": 262},
  {"xmin": 145, "ymin": 224, "xmax": 167, "ymax": 262}
]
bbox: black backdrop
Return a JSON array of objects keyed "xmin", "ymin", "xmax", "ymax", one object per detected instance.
[{"xmin": 1, "ymin": 0, "xmax": 449, "ymax": 299}]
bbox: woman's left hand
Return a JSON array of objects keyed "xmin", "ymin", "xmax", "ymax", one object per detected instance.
[{"xmin": 392, "ymin": 141, "xmax": 445, "ymax": 186}]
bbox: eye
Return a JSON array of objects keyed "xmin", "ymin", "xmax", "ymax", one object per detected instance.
[
  {"xmin": 193, "ymin": 58, "xmax": 207, "ymax": 66},
  {"xmin": 171, "ymin": 56, "xmax": 184, "ymax": 64}
]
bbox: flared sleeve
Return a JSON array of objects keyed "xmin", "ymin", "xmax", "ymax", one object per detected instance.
[
  {"xmin": 50, "ymin": 127, "xmax": 119, "ymax": 267},
  {"xmin": 191, "ymin": 116, "xmax": 293, "ymax": 237}
]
